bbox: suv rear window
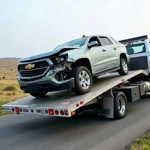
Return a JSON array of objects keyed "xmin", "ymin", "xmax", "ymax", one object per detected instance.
[{"xmin": 126, "ymin": 43, "xmax": 146, "ymax": 55}]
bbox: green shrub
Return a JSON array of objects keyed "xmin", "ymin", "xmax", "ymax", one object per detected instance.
[
  {"xmin": 12, "ymin": 92, "xmax": 16, "ymax": 95},
  {"xmin": 142, "ymin": 144, "xmax": 150, "ymax": 150}
]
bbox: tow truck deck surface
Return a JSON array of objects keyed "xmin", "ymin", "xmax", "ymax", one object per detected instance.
[{"xmin": 2, "ymin": 70, "xmax": 148, "ymax": 118}]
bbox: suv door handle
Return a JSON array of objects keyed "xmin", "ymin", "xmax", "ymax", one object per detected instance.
[
  {"xmin": 114, "ymin": 48, "xmax": 117, "ymax": 50},
  {"xmin": 102, "ymin": 49, "xmax": 106, "ymax": 52}
]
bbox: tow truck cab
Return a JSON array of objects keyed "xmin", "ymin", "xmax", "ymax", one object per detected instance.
[{"xmin": 119, "ymin": 35, "xmax": 150, "ymax": 75}]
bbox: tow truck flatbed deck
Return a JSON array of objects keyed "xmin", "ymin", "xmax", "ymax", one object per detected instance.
[{"xmin": 2, "ymin": 70, "xmax": 148, "ymax": 118}]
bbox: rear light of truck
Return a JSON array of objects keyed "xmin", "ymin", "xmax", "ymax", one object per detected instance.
[
  {"xmin": 48, "ymin": 109, "xmax": 54, "ymax": 115},
  {"xmin": 64, "ymin": 110, "xmax": 68, "ymax": 115},
  {"xmin": 60, "ymin": 110, "xmax": 64, "ymax": 115},
  {"xmin": 15, "ymin": 107, "xmax": 20, "ymax": 113},
  {"xmin": 55, "ymin": 110, "xmax": 59, "ymax": 115},
  {"xmin": 71, "ymin": 111, "xmax": 76, "ymax": 116},
  {"xmin": 49, "ymin": 109, "xmax": 68, "ymax": 116},
  {"xmin": 76, "ymin": 100, "xmax": 84, "ymax": 107},
  {"xmin": 80, "ymin": 101, "xmax": 83, "ymax": 105},
  {"xmin": 76, "ymin": 103, "xmax": 79, "ymax": 107}
]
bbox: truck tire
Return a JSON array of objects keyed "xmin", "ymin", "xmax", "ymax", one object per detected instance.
[
  {"xmin": 113, "ymin": 92, "xmax": 127, "ymax": 119},
  {"xmin": 30, "ymin": 92, "xmax": 47, "ymax": 98},
  {"xmin": 72, "ymin": 66, "xmax": 92, "ymax": 94},
  {"xmin": 118, "ymin": 58, "xmax": 129, "ymax": 76}
]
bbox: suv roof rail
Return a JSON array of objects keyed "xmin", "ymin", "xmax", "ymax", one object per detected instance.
[{"xmin": 119, "ymin": 35, "xmax": 148, "ymax": 44}]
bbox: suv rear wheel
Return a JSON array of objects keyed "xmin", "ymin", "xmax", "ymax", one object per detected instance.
[
  {"xmin": 72, "ymin": 66, "xmax": 92, "ymax": 94},
  {"xmin": 30, "ymin": 92, "xmax": 47, "ymax": 98},
  {"xmin": 118, "ymin": 58, "xmax": 129, "ymax": 76}
]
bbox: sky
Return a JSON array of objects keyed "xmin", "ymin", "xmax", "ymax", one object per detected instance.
[{"xmin": 0, "ymin": 0, "xmax": 150, "ymax": 58}]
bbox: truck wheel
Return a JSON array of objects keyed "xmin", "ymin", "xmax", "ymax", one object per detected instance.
[
  {"xmin": 118, "ymin": 58, "xmax": 129, "ymax": 76},
  {"xmin": 72, "ymin": 66, "xmax": 92, "ymax": 94},
  {"xmin": 30, "ymin": 92, "xmax": 47, "ymax": 98},
  {"xmin": 113, "ymin": 92, "xmax": 127, "ymax": 119}
]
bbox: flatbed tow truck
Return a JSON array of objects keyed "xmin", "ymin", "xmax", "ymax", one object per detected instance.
[{"xmin": 2, "ymin": 70, "xmax": 150, "ymax": 119}]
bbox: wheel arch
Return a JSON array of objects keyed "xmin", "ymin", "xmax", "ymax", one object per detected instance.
[
  {"xmin": 72, "ymin": 58, "xmax": 93, "ymax": 74},
  {"xmin": 120, "ymin": 53, "xmax": 127, "ymax": 61}
]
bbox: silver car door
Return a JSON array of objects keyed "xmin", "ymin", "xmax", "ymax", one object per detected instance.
[
  {"xmin": 99, "ymin": 36, "xmax": 118, "ymax": 69},
  {"xmin": 88, "ymin": 36, "xmax": 108, "ymax": 74}
]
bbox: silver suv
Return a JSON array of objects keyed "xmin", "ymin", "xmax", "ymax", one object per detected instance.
[{"xmin": 18, "ymin": 35, "xmax": 129, "ymax": 97}]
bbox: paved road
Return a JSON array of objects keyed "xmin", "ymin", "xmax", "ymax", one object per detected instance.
[{"xmin": 0, "ymin": 95, "xmax": 150, "ymax": 150}]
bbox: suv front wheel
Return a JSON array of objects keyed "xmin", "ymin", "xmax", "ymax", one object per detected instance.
[{"xmin": 72, "ymin": 66, "xmax": 92, "ymax": 94}]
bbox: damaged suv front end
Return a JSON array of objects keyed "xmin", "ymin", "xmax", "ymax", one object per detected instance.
[
  {"xmin": 18, "ymin": 58, "xmax": 74, "ymax": 93},
  {"xmin": 18, "ymin": 37, "xmax": 87, "ymax": 97}
]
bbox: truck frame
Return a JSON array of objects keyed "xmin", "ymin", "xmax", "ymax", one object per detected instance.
[{"xmin": 2, "ymin": 70, "xmax": 150, "ymax": 119}]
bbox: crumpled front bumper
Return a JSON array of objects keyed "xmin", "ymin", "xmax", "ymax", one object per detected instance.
[{"xmin": 18, "ymin": 71, "xmax": 74, "ymax": 93}]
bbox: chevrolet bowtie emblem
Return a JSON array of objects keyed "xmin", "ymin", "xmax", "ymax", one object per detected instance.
[{"xmin": 25, "ymin": 64, "xmax": 35, "ymax": 70}]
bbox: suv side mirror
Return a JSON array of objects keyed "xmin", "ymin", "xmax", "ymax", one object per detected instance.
[{"xmin": 88, "ymin": 41, "xmax": 98, "ymax": 48}]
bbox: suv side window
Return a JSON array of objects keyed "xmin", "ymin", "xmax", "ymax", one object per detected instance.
[
  {"xmin": 89, "ymin": 36, "xmax": 101, "ymax": 46},
  {"xmin": 99, "ymin": 37, "xmax": 112, "ymax": 46}
]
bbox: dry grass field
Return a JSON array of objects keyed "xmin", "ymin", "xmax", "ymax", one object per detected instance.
[{"xmin": 0, "ymin": 58, "xmax": 28, "ymax": 115}]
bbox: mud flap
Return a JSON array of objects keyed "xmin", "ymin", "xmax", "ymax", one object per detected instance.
[{"xmin": 98, "ymin": 89, "xmax": 114, "ymax": 118}]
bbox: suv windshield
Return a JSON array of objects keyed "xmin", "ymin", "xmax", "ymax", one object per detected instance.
[
  {"xmin": 55, "ymin": 37, "xmax": 87, "ymax": 50},
  {"xmin": 126, "ymin": 43, "xmax": 146, "ymax": 55}
]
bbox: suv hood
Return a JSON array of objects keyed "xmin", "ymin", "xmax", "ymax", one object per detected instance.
[{"xmin": 20, "ymin": 46, "xmax": 80, "ymax": 62}]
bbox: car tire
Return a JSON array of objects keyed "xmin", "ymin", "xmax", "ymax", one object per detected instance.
[
  {"xmin": 113, "ymin": 92, "xmax": 127, "ymax": 119},
  {"xmin": 72, "ymin": 66, "xmax": 92, "ymax": 94},
  {"xmin": 118, "ymin": 58, "xmax": 129, "ymax": 76},
  {"xmin": 30, "ymin": 92, "xmax": 47, "ymax": 98}
]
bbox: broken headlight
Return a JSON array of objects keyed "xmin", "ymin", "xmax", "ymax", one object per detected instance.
[{"xmin": 56, "ymin": 54, "xmax": 68, "ymax": 63}]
